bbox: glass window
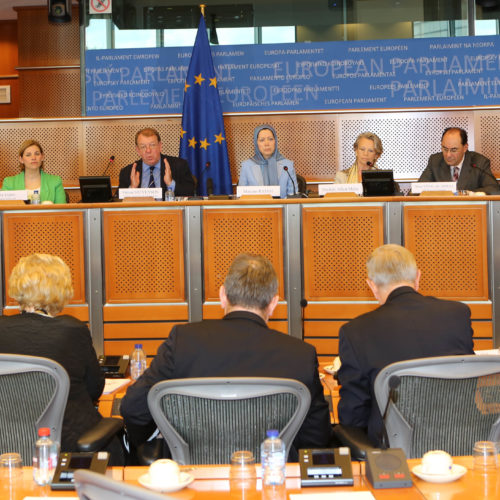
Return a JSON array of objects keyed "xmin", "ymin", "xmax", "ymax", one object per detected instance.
[
  {"xmin": 114, "ymin": 28, "xmax": 157, "ymax": 49},
  {"xmin": 262, "ymin": 26, "xmax": 296, "ymax": 44},
  {"xmin": 84, "ymin": 0, "xmax": 499, "ymax": 49}
]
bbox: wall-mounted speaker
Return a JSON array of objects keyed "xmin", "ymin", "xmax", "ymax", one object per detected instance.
[{"xmin": 48, "ymin": 0, "xmax": 72, "ymax": 23}]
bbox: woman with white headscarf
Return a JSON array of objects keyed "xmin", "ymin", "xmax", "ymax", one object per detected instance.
[{"xmin": 238, "ymin": 124, "xmax": 298, "ymax": 198}]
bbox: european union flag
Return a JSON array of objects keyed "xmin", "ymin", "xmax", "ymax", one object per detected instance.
[{"xmin": 179, "ymin": 15, "xmax": 232, "ymax": 196}]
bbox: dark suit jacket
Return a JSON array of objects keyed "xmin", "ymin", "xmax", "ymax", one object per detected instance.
[
  {"xmin": 419, "ymin": 150, "xmax": 499, "ymax": 194},
  {"xmin": 121, "ymin": 310, "xmax": 332, "ymax": 455},
  {"xmin": 0, "ymin": 313, "xmax": 104, "ymax": 451},
  {"xmin": 118, "ymin": 154, "xmax": 195, "ymax": 196},
  {"xmin": 337, "ymin": 286, "xmax": 474, "ymax": 447}
]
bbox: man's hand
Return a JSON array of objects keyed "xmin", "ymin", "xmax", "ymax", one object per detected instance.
[
  {"xmin": 163, "ymin": 158, "xmax": 173, "ymax": 186},
  {"xmin": 130, "ymin": 162, "xmax": 140, "ymax": 188}
]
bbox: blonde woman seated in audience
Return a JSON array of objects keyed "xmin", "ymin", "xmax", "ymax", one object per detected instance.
[
  {"xmin": 2, "ymin": 139, "xmax": 66, "ymax": 203},
  {"xmin": 0, "ymin": 254, "xmax": 121, "ymax": 459}
]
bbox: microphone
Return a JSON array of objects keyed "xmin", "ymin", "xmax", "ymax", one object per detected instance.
[
  {"xmin": 380, "ymin": 375, "xmax": 401, "ymax": 450},
  {"xmin": 470, "ymin": 163, "xmax": 499, "ymax": 193},
  {"xmin": 203, "ymin": 161, "xmax": 214, "ymax": 196},
  {"xmin": 283, "ymin": 166, "xmax": 297, "ymax": 196},
  {"xmin": 366, "ymin": 161, "xmax": 373, "ymax": 168},
  {"xmin": 300, "ymin": 298, "xmax": 308, "ymax": 340},
  {"xmin": 207, "ymin": 178, "xmax": 214, "ymax": 196},
  {"xmin": 102, "ymin": 155, "xmax": 115, "ymax": 176}
]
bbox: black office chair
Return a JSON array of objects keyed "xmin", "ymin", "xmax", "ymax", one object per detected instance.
[
  {"xmin": 296, "ymin": 174, "xmax": 307, "ymax": 195},
  {"xmin": 334, "ymin": 355, "xmax": 500, "ymax": 459},
  {"xmin": 147, "ymin": 377, "xmax": 311, "ymax": 464},
  {"xmin": 0, "ymin": 354, "xmax": 123, "ymax": 463}
]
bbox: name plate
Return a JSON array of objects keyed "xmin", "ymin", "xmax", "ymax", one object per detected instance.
[
  {"xmin": 319, "ymin": 183, "xmax": 363, "ymax": 196},
  {"xmin": 119, "ymin": 188, "xmax": 163, "ymax": 199},
  {"xmin": 0, "ymin": 190, "xmax": 28, "ymax": 201},
  {"xmin": 411, "ymin": 182, "xmax": 456, "ymax": 194},
  {"xmin": 236, "ymin": 185, "xmax": 280, "ymax": 197}
]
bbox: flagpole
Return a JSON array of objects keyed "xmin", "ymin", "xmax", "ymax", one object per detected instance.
[{"xmin": 200, "ymin": 4, "xmax": 206, "ymax": 17}]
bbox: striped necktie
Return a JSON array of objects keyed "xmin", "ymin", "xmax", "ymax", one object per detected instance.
[
  {"xmin": 452, "ymin": 167, "xmax": 460, "ymax": 182},
  {"xmin": 148, "ymin": 166, "xmax": 155, "ymax": 188}
]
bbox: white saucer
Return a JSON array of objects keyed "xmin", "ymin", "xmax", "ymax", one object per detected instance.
[
  {"xmin": 138, "ymin": 471, "xmax": 194, "ymax": 492},
  {"xmin": 412, "ymin": 464, "xmax": 467, "ymax": 483},
  {"xmin": 323, "ymin": 365, "xmax": 336, "ymax": 375}
]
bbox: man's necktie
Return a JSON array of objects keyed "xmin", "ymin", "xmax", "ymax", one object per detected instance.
[
  {"xmin": 452, "ymin": 167, "xmax": 460, "ymax": 182},
  {"xmin": 148, "ymin": 166, "xmax": 155, "ymax": 188}
]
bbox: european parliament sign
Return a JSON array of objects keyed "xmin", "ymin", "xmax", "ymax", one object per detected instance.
[{"xmin": 85, "ymin": 35, "xmax": 500, "ymax": 116}]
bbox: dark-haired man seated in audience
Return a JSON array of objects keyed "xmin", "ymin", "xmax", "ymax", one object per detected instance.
[
  {"xmin": 337, "ymin": 244, "xmax": 474, "ymax": 447},
  {"xmin": 121, "ymin": 253, "xmax": 332, "ymax": 459},
  {"xmin": 118, "ymin": 127, "xmax": 195, "ymax": 196},
  {"xmin": 418, "ymin": 127, "xmax": 499, "ymax": 195}
]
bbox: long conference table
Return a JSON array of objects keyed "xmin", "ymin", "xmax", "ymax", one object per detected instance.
[
  {"xmin": 9, "ymin": 457, "xmax": 500, "ymax": 499},
  {"xmin": 0, "ymin": 195, "xmax": 498, "ymax": 363}
]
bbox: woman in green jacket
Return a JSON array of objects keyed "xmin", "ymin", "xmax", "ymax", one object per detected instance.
[{"xmin": 2, "ymin": 139, "xmax": 66, "ymax": 204}]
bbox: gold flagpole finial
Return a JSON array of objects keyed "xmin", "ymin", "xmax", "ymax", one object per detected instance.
[{"xmin": 200, "ymin": 4, "xmax": 206, "ymax": 17}]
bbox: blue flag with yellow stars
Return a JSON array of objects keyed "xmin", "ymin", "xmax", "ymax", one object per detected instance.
[{"xmin": 179, "ymin": 15, "xmax": 232, "ymax": 196}]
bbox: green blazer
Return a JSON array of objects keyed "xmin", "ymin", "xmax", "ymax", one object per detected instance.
[{"xmin": 1, "ymin": 171, "xmax": 66, "ymax": 204}]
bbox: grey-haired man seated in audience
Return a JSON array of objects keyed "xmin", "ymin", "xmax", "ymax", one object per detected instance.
[
  {"xmin": 121, "ymin": 253, "xmax": 332, "ymax": 459},
  {"xmin": 337, "ymin": 244, "xmax": 474, "ymax": 447}
]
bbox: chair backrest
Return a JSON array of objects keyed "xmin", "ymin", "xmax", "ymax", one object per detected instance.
[
  {"xmin": 147, "ymin": 377, "xmax": 311, "ymax": 465},
  {"xmin": 374, "ymin": 355, "xmax": 500, "ymax": 458},
  {"xmin": 75, "ymin": 469, "xmax": 174, "ymax": 500},
  {"xmin": 296, "ymin": 174, "xmax": 307, "ymax": 194},
  {"xmin": 0, "ymin": 353, "xmax": 69, "ymax": 462}
]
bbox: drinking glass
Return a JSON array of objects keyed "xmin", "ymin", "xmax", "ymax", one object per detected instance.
[{"xmin": 473, "ymin": 441, "xmax": 498, "ymax": 472}]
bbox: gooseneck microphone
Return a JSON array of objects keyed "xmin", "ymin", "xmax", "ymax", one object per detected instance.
[
  {"xmin": 203, "ymin": 161, "xmax": 214, "ymax": 196},
  {"xmin": 381, "ymin": 375, "xmax": 401, "ymax": 450},
  {"xmin": 470, "ymin": 163, "xmax": 500, "ymax": 193},
  {"xmin": 102, "ymin": 155, "xmax": 115, "ymax": 176},
  {"xmin": 283, "ymin": 166, "xmax": 297, "ymax": 196},
  {"xmin": 366, "ymin": 161, "xmax": 373, "ymax": 168}
]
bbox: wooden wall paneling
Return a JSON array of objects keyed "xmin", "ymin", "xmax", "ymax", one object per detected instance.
[
  {"xmin": 19, "ymin": 69, "xmax": 81, "ymax": 118},
  {"xmin": 0, "ymin": 120, "xmax": 83, "ymax": 186},
  {"xmin": 102, "ymin": 209, "xmax": 185, "ymax": 303},
  {"xmin": 104, "ymin": 339, "xmax": 166, "ymax": 358},
  {"xmin": 15, "ymin": 4, "xmax": 80, "ymax": 118},
  {"xmin": 303, "ymin": 205, "xmax": 384, "ymax": 303},
  {"xmin": 224, "ymin": 114, "xmax": 338, "ymax": 184},
  {"xmin": 404, "ymin": 204, "xmax": 489, "ymax": 300},
  {"xmin": 202, "ymin": 207, "xmax": 285, "ymax": 315},
  {"xmin": 2, "ymin": 210, "xmax": 85, "ymax": 306},
  {"xmin": 0, "ymin": 20, "xmax": 19, "ymax": 118},
  {"xmin": 15, "ymin": 6, "xmax": 80, "ymax": 67},
  {"xmin": 82, "ymin": 118, "xmax": 184, "ymax": 182}
]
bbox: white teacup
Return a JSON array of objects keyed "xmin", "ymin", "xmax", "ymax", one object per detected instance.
[
  {"xmin": 149, "ymin": 459, "xmax": 181, "ymax": 487},
  {"xmin": 421, "ymin": 450, "xmax": 453, "ymax": 475}
]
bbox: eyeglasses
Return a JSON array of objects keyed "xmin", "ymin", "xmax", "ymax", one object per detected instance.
[
  {"xmin": 137, "ymin": 143, "xmax": 159, "ymax": 151},
  {"xmin": 441, "ymin": 146, "xmax": 460, "ymax": 154}
]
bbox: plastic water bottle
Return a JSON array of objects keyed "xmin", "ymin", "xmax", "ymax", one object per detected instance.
[
  {"xmin": 31, "ymin": 190, "xmax": 40, "ymax": 204},
  {"xmin": 130, "ymin": 343, "xmax": 146, "ymax": 380},
  {"xmin": 33, "ymin": 427, "xmax": 59, "ymax": 485},
  {"xmin": 261, "ymin": 429, "xmax": 286, "ymax": 486},
  {"xmin": 165, "ymin": 186, "xmax": 175, "ymax": 201}
]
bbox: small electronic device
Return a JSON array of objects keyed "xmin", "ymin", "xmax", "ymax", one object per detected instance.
[
  {"xmin": 365, "ymin": 448, "xmax": 413, "ymax": 489},
  {"xmin": 79, "ymin": 176, "xmax": 113, "ymax": 203},
  {"xmin": 299, "ymin": 447, "xmax": 354, "ymax": 487},
  {"xmin": 98, "ymin": 354, "xmax": 129, "ymax": 378},
  {"xmin": 51, "ymin": 451, "xmax": 109, "ymax": 490},
  {"xmin": 362, "ymin": 170, "xmax": 395, "ymax": 197}
]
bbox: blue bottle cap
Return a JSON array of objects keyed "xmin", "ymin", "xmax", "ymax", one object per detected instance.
[{"xmin": 266, "ymin": 430, "xmax": 279, "ymax": 438}]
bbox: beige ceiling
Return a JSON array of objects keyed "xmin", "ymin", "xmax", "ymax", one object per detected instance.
[{"xmin": 0, "ymin": 1, "xmax": 49, "ymax": 20}]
